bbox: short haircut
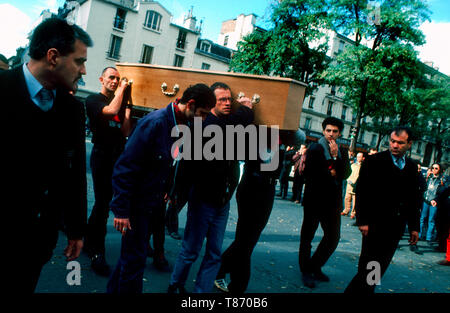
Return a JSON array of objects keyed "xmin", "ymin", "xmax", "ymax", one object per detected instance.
[
  {"xmin": 322, "ymin": 117, "xmax": 344, "ymax": 133},
  {"xmin": 102, "ymin": 67, "xmax": 118, "ymax": 76},
  {"xmin": 29, "ymin": 18, "xmax": 93, "ymax": 60},
  {"xmin": 210, "ymin": 82, "xmax": 231, "ymax": 93},
  {"xmin": 431, "ymin": 163, "xmax": 442, "ymax": 174},
  {"xmin": 391, "ymin": 126, "xmax": 414, "ymax": 142},
  {"xmin": 180, "ymin": 83, "xmax": 216, "ymax": 110}
]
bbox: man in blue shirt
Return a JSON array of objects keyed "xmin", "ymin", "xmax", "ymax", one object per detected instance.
[
  {"xmin": 106, "ymin": 83, "xmax": 215, "ymax": 293},
  {"xmin": 345, "ymin": 126, "xmax": 422, "ymax": 293},
  {"xmin": 1, "ymin": 17, "xmax": 92, "ymax": 293}
]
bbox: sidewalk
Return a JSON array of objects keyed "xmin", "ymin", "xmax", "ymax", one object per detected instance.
[{"xmin": 35, "ymin": 141, "xmax": 450, "ymax": 293}]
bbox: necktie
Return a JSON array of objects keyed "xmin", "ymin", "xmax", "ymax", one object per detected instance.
[
  {"xmin": 395, "ymin": 157, "xmax": 404, "ymax": 170},
  {"xmin": 38, "ymin": 88, "xmax": 54, "ymax": 112}
]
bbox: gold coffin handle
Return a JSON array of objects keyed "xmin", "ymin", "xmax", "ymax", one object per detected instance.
[
  {"xmin": 237, "ymin": 92, "xmax": 260, "ymax": 105},
  {"xmin": 161, "ymin": 82, "xmax": 180, "ymax": 97},
  {"xmin": 121, "ymin": 77, "xmax": 133, "ymax": 85}
]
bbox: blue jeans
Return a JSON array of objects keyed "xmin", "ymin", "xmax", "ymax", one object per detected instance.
[
  {"xmin": 170, "ymin": 199, "xmax": 230, "ymax": 293},
  {"xmin": 420, "ymin": 202, "xmax": 438, "ymax": 241}
]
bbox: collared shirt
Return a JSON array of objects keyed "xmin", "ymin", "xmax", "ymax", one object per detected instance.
[
  {"xmin": 22, "ymin": 63, "xmax": 56, "ymax": 111},
  {"xmin": 390, "ymin": 152, "xmax": 406, "ymax": 170}
]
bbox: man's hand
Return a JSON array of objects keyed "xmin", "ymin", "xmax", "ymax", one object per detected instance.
[
  {"xmin": 64, "ymin": 239, "xmax": 83, "ymax": 261},
  {"xmin": 114, "ymin": 217, "xmax": 132, "ymax": 235},
  {"xmin": 409, "ymin": 231, "xmax": 419, "ymax": 245},
  {"xmin": 118, "ymin": 77, "xmax": 129, "ymax": 91},
  {"xmin": 359, "ymin": 225, "xmax": 369, "ymax": 236},
  {"xmin": 236, "ymin": 96, "xmax": 253, "ymax": 109},
  {"xmin": 431, "ymin": 200, "xmax": 437, "ymax": 207},
  {"xmin": 328, "ymin": 139, "xmax": 338, "ymax": 158}
]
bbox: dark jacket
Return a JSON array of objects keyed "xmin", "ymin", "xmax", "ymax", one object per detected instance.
[
  {"xmin": 302, "ymin": 140, "xmax": 351, "ymax": 211},
  {"xmin": 189, "ymin": 106, "xmax": 254, "ymax": 207},
  {"xmin": 110, "ymin": 104, "xmax": 176, "ymax": 218},
  {"xmin": 355, "ymin": 150, "xmax": 422, "ymax": 232},
  {"xmin": 2, "ymin": 65, "xmax": 87, "ymax": 239}
]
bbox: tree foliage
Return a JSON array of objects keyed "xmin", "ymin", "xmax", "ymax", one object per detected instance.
[
  {"xmin": 321, "ymin": 0, "xmax": 431, "ymax": 151},
  {"xmin": 230, "ymin": 0, "xmax": 330, "ymax": 95}
]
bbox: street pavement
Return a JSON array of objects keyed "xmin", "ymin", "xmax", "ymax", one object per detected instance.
[{"xmin": 35, "ymin": 140, "xmax": 450, "ymax": 294}]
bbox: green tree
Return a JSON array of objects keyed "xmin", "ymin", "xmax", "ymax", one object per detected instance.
[
  {"xmin": 230, "ymin": 0, "xmax": 330, "ymax": 95},
  {"xmin": 417, "ymin": 75, "xmax": 450, "ymax": 163},
  {"xmin": 322, "ymin": 0, "xmax": 431, "ymax": 152}
]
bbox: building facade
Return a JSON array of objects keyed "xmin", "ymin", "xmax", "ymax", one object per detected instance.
[{"xmin": 62, "ymin": 0, "xmax": 233, "ymax": 98}]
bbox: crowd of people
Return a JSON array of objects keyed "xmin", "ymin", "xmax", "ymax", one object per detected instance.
[{"xmin": 2, "ymin": 17, "xmax": 448, "ymax": 295}]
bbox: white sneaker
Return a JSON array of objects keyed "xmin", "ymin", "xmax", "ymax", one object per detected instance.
[{"xmin": 214, "ymin": 278, "xmax": 229, "ymax": 292}]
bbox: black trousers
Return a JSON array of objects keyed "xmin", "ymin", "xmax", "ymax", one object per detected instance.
[
  {"xmin": 291, "ymin": 172, "xmax": 304, "ymax": 202},
  {"xmin": 85, "ymin": 145, "xmax": 122, "ymax": 256},
  {"xmin": 7, "ymin": 202, "xmax": 59, "ymax": 293},
  {"xmin": 165, "ymin": 192, "xmax": 188, "ymax": 234},
  {"xmin": 345, "ymin": 218, "xmax": 406, "ymax": 294},
  {"xmin": 299, "ymin": 205, "xmax": 341, "ymax": 274},
  {"xmin": 148, "ymin": 202, "xmax": 167, "ymax": 257},
  {"xmin": 217, "ymin": 173, "xmax": 276, "ymax": 293}
]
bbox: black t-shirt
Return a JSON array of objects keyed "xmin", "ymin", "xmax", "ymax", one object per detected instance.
[{"xmin": 85, "ymin": 93, "xmax": 126, "ymax": 148}]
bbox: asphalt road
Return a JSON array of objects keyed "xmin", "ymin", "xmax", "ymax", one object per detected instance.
[{"xmin": 35, "ymin": 139, "xmax": 450, "ymax": 295}]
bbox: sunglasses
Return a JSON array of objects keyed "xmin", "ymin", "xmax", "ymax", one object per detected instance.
[{"xmin": 432, "ymin": 167, "xmax": 439, "ymax": 170}]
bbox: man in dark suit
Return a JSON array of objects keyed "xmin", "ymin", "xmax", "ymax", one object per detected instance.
[
  {"xmin": 345, "ymin": 126, "xmax": 422, "ymax": 293},
  {"xmin": 299, "ymin": 117, "xmax": 351, "ymax": 288},
  {"xmin": 1, "ymin": 18, "xmax": 92, "ymax": 293}
]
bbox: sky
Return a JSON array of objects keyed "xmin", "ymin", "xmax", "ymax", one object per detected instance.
[{"xmin": 0, "ymin": 0, "xmax": 449, "ymax": 75}]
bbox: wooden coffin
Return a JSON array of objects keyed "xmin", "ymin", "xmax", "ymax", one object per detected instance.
[{"xmin": 115, "ymin": 63, "xmax": 307, "ymax": 130}]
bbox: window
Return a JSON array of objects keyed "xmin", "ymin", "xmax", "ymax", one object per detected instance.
[
  {"xmin": 416, "ymin": 142, "xmax": 422, "ymax": 154},
  {"xmin": 331, "ymin": 85, "xmax": 336, "ymax": 95},
  {"xmin": 341, "ymin": 106, "xmax": 347, "ymax": 120},
  {"xmin": 308, "ymin": 96, "xmax": 315, "ymax": 109},
  {"xmin": 114, "ymin": 8, "xmax": 127, "ymax": 30},
  {"xmin": 173, "ymin": 54, "xmax": 184, "ymax": 67},
  {"xmin": 144, "ymin": 10, "xmax": 162, "ymax": 31},
  {"xmin": 338, "ymin": 40, "xmax": 345, "ymax": 53},
  {"xmin": 304, "ymin": 117, "xmax": 311, "ymax": 130},
  {"xmin": 352, "ymin": 111, "xmax": 356, "ymax": 123},
  {"xmin": 140, "ymin": 45, "xmax": 153, "ymax": 64},
  {"xmin": 201, "ymin": 63, "xmax": 210, "ymax": 70},
  {"xmin": 359, "ymin": 130, "xmax": 365, "ymax": 143},
  {"xmin": 223, "ymin": 35, "xmax": 229, "ymax": 46},
  {"xmin": 370, "ymin": 134, "xmax": 377, "ymax": 147},
  {"xmin": 327, "ymin": 101, "xmax": 334, "ymax": 116},
  {"xmin": 200, "ymin": 41, "xmax": 211, "ymax": 53},
  {"xmin": 177, "ymin": 30, "xmax": 187, "ymax": 49},
  {"xmin": 108, "ymin": 35, "xmax": 122, "ymax": 60}
]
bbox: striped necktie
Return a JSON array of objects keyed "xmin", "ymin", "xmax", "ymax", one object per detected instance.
[
  {"xmin": 38, "ymin": 88, "xmax": 54, "ymax": 112},
  {"xmin": 394, "ymin": 157, "xmax": 405, "ymax": 170}
]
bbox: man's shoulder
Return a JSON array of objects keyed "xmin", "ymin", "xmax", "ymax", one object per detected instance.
[
  {"xmin": 138, "ymin": 106, "xmax": 171, "ymax": 129},
  {"xmin": 0, "ymin": 67, "xmax": 21, "ymax": 89},
  {"xmin": 86, "ymin": 93, "xmax": 107, "ymax": 103},
  {"xmin": 308, "ymin": 142, "xmax": 323, "ymax": 152}
]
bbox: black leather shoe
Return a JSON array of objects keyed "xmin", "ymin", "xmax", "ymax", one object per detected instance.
[
  {"xmin": 154, "ymin": 256, "xmax": 171, "ymax": 272},
  {"xmin": 147, "ymin": 245, "xmax": 154, "ymax": 258},
  {"xmin": 302, "ymin": 273, "xmax": 316, "ymax": 288},
  {"xmin": 313, "ymin": 269, "xmax": 330, "ymax": 282},
  {"xmin": 169, "ymin": 232, "xmax": 182, "ymax": 240},
  {"xmin": 91, "ymin": 254, "xmax": 111, "ymax": 277},
  {"xmin": 168, "ymin": 284, "xmax": 187, "ymax": 294}
]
